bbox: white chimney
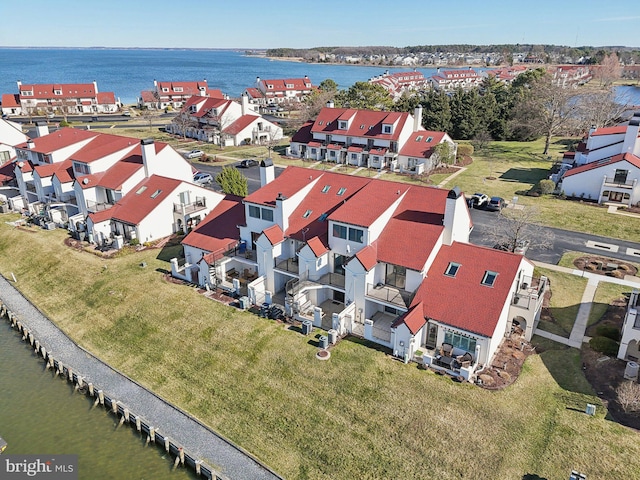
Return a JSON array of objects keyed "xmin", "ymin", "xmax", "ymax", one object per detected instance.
[
  {"xmin": 17, "ymin": 80, "xmax": 22, "ymax": 88},
  {"xmin": 275, "ymin": 192, "xmax": 289, "ymax": 232},
  {"xmin": 241, "ymin": 93, "xmax": 249, "ymax": 116},
  {"xmin": 93, "ymin": 80, "xmax": 98, "ymax": 94},
  {"xmin": 413, "ymin": 106, "xmax": 423, "ymax": 132},
  {"xmin": 326, "ymin": 100, "xmax": 334, "ymax": 108},
  {"xmin": 260, "ymin": 158, "xmax": 275, "ymax": 187},
  {"xmin": 442, "ymin": 187, "xmax": 470, "ymax": 246},
  {"xmin": 35, "ymin": 121, "xmax": 49, "ymax": 138},
  {"xmin": 27, "ymin": 140, "xmax": 35, "ymax": 149},
  {"xmin": 141, "ymin": 138, "xmax": 156, "ymax": 178}
]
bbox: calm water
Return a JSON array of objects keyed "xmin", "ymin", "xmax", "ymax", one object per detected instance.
[
  {"xmin": 0, "ymin": 48, "xmax": 441, "ymax": 104},
  {"xmin": 0, "ymin": 321, "xmax": 197, "ymax": 480}
]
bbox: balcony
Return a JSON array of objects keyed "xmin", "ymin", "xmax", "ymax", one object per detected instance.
[
  {"xmin": 275, "ymin": 257, "xmax": 298, "ymax": 274},
  {"xmin": 604, "ymin": 177, "xmax": 635, "ymax": 189},
  {"xmin": 366, "ymin": 283, "xmax": 412, "ymax": 308},
  {"xmin": 25, "ymin": 183, "xmax": 37, "ymax": 193},
  {"xmin": 173, "ymin": 197, "xmax": 207, "ymax": 214},
  {"xmin": 86, "ymin": 199, "xmax": 114, "ymax": 212},
  {"xmin": 512, "ymin": 275, "xmax": 547, "ymax": 309}
]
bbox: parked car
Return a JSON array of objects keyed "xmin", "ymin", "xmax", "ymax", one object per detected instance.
[
  {"xmin": 486, "ymin": 196, "xmax": 505, "ymax": 212},
  {"xmin": 122, "ymin": 110, "xmax": 131, "ymax": 117},
  {"xmin": 493, "ymin": 240, "xmax": 530, "ymax": 255},
  {"xmin": 468, "ymin": 192, "xmax": 489, "ymax": 208},
  {"xmin": 238, "ymin": 159, "xmax": 258, "ymax": 168},
  {"xmin": 193, "ymin": 172, "xmax": 213, "ymax": 186},
  {"xmin": 46, "ymin": 112, "xmax": 55, "ymax": 119},
  {"xmin": 185, "ymin": 149, "xmax": 204, "ymax": 159}
]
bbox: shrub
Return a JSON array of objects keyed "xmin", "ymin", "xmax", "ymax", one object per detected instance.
[
  {"xmin": 457, "ymin": 143, "xmax": 474, "ymax": 157},
  {"xmin": 538, "ymin": 179, "xmax": 555, "ymax": 195},
  {"xmin": 617, "ymin": 381, "xmax": 640, "ymax": 412},
  {"xmin": 595, "ymin": 325, "xmax": 621, "ymax": 341},
  {"xmin": 59, "ymin": 120, "xmax": 71, "ymax": 127},
  {"xmin": 129, "ymin": 238, "xmax": 140, "ymax": 246},
  {"xmin": 589, "ymin": 336, "xmax": 619, "ymax": 356}
]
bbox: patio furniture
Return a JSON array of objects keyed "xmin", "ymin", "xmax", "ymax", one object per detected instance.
[
  {"xmin": 457, "ymin": 352, "xmax": 473, "ymax": 369},
  {"xmin": 436, "ymin": 355, "xmax": 459, "ymax": 370},
  {"xmin": 440, "ymin": 343, "xmax": 453, "ymax": 357}
]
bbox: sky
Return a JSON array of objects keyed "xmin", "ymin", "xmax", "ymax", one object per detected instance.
[{"xmin": 1, "ymin": 0, "xmax": 639, "ymax": 49}]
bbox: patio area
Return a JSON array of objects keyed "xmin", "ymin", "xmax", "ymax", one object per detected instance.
[{"xmin": 370, "ymin": 311, "xmax": 395, "ymax": 342}]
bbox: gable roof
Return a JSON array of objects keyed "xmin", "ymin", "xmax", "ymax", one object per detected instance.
[
  {"xmin": 16, "ymin": 128, "xmax": 98, "ymax": 154},
  {"xmin": 263, "ymin": 224, "xmax": 284, "ymax": 245},
  {"xmin": 244, "ymin": 166, "xmax": 325, "ymax": 207},
  {"xmin": 398, "ymin": 131, "xmax": 447, "ymax": 158},
  {"xmin": 290, "ymin": 121, "xmax": 313, "ymax": 144},
  {"xmin": 69, "ymin": 133, "xmax": 138, "ymax": 164},
  {"xmin": 18, "ymin": 82, "xmax": 99, "ymax": 99},
  {"xmin": 76, "ymin": 153, "xmax": 144, "ymax": 190},
  {"xmin": 355, "ymin": 244, "xmax": 377, "ymax": 271},
  {"xmin": 260, "ymin": 77, "xmax": 312, "ymax": 92},
  {"xmin": 1, "ymin": 93, "xmax": 20, "ymax": 108},
  {"xmin": 563, "ymin": 152, "xmax": 640, "ymax": 178},
  {"xmin": 155, "ymin": 80, "xmax": 208, "ymax": 96},
  {"xmin": 182, "ymin": 195, "xmax": 244, "ymax": 254},
  {"xmin": 33, "ymin": 158, "xmax": 72, "ymax": 179},
  {"xmin": 311, "ymin": 107, "xmax": 411, "ymax": 141},
  {"xmin": 411, "ymin": 242, "xmax": 524, "ymax": 337},
  {"xmin": 223, "ymin": 114, "xmax": 259, "ymax": 135},
  {"xmin": 391, "ymin": 304, "xmax": 427, "ymax": 335},
  {"xmin": 307, "ymin": 236, "xmax": 329, "ymax": 257}
]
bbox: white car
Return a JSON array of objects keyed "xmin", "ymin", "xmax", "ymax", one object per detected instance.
[
  {"xmin": 469, "ymin": 192, "xmax": 489, "ymax": 208},
  {"xmin": 185, "ymin": 149, "xmax": 204, "ymax": 159},
  {"xmin": 122, "ymin": 110, "xmax": 131, "ymax": 117},
  {"xmin": 193, "ymin": 172, "xmax": 213, "ymax": 186}
]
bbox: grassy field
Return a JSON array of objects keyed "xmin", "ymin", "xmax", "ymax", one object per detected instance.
[
  {"xmin": 588, "ymin": 282, "xmax": 634, "ymax": 327},
  {"xmin": 1, "ymin": 219, "xmax": 640, "ymax": 479},
  {"xmin": 534, "ymin": 268, "xmax": 588, "ymax": 337}
]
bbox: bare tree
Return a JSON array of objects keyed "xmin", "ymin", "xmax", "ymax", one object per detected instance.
[
  {"xmin": 510, "ymin": 73, "xmax": 581, "ymax": 155},
  {"xmin": 594, "ymin": 52, "xmax": 622, "ymax": 88},
  {"xmin": 207, "ymin": 111, "xmax": 234, "ymax": 149},
  {"xmin": 139, "ymin": 107, "xmax": 160, "ymax": 131},
  {"xmin": 172, "ymin": 112, "xmax": 196, "ymax": 140},
  {"xmin": 484, "ymin": 207, "xmax": 554, "ymax": 253},
  {"xmin": 616, "ymin": 381, "xmax": 640, "ymax": 413},
  {"xmin": 576, "ymin": 88, "xmax": 630, "ymax": 131},
  {"xmin": 261, "ymin": 125, "xmax": 282, "ymax": 159},
  {"xmin": 472, "ymin": 128, "xmax": 493, "ymax": 152}
]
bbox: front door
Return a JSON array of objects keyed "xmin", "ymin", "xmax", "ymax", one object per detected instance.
[
  {"xmin": 425, "ymin": 323, "xmax": 438, "ymax": 350},
  {"xmin": 610, "ymin": 191, "xmax": 624, "ymax": 203}
]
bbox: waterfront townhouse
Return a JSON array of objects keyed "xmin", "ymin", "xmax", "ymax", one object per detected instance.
[
  {"xmin": 558, "ymin": 113, "xmax": 640, "ymax": 206},
  {"xmin": 396, "ymin": 130, "xmax": 457, "ymax": 174},
  {"xmin": 172, "ymin": 163, "xmax": 546, "ymax": 381},
  {"xmin": 138, "ymin": 80, "xmax": 225, "ymax": 110},
  {"xmin": 0, "ymin": 118, "xmax": 29, "ymax": 165},
  {"xmin": 368, "ymin": 70, "xmax": 428, "ymax": 99},
  {"xmin": 244, "ymin": 76, "xmax": 315, "ymax": 106},
  {"xmin": 619, "ymin": 289, "xmax": 640, "ymax": 362},
  {"xmin": 288, "ymin": 105, "xmax": 451, "ymax": 172},
  {"xmin": 12, "ymin": 81, "xmax": 118, "ymax": 115},
  {"xmin": 167, "ymin": 94, "xmax": 282, "ymax": 147},
  {"xmin": 429, "ymin": 68, "xmax": 483, "ymax": 91}
]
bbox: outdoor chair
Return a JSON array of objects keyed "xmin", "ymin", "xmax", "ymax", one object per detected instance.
[
  {"xmin": 440, "ymin": 343, "xmax": 453, "ymax": 357},
  {"xmin": 456, "ymin": 352, "xmax": 473, "ymax": 368}
]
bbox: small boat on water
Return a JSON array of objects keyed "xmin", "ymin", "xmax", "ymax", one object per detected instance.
[{"xmin": 0, "ymin": 435, "xmax": 7, "ymax": 453}]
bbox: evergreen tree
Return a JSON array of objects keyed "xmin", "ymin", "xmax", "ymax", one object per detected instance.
[
  {"xmin": 215, "ymin": 167, "xmax": 248, "ymax": 197},
  {"xmin": 335, "ymin": 82, "xmax": 393, "ymax": 110},
  {"xmin": 421, "ymin": 90, "xmax": 451, "ymax": 132}
]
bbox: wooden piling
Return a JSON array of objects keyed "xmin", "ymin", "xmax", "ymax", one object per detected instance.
[
  {"xmin": 135, "ymin": 416, "xmax": 141, "ymax": 432},
  {"xmin": 34, "ymin": 339, "xmax": 40, "ymax": 353},
  {"xmin": 123, "ymin": 408, "xmax": 130, "ymax": 423},
  {"xmin": 149, "ymin": 427, "xmax": 155, "ymax": 443},
  {"xmin": 88, "ymin": 383, "xmax": 94, "ymax": 396},
  {"xmin": 28, "ymin": 332, "xmax": 34, "ymax": 346},
  {"xmin": 98, "ymin": 390, "xmax": 104, "ymax": 405},
  {"xmin": 111, "ymin": 399, "xmax": 118, "ymax": 414},
  {"xmin": 195, "ymin": 460, "xmax": 201, "ymax": 475},
  {"xmin": 179, "ymin": 447, "xmax": 184, "ymax": 465},
  {"xmin": 67, "ymin": 367, "xmax": 73, "ymax": 382},
  {"xmin": 164, "ymin": 436, "xmax": 170, "ymax": 453}
]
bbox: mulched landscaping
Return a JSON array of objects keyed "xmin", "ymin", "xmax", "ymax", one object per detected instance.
[
  {"xmin": 573, "ymin": 255, "xmax": 638, "ymax": 278},
  {"xmin": 477, "ymin": 329, "xmax": 537, "ymax": 389}
]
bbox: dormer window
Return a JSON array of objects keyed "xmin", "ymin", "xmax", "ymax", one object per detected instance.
[
  {"xmin": 339, "ymin": 121, "xmax": 348, "ymax": 130},
  {"xmin": 54, "ymin": 89, "xmax": 62, "ymax": 95},
  {"xmin": 267, "ymin": 84, "xmax": 274, "ymax": 89},
  {"xmin": 174, "ymin": 87, "xmax": 183, "ymax": 92},
  {"xmin": 481, "ymin": 271, "xmax": 498, "ymax": 287},
  {"xmin": 286, "ymin": 84, "xmax": 294, "ymax": 88},
  {"xmin": 382, "ymin": 125, "xmax": 392, "ymax": 134},
  {"xmin": 162, "ymin": 87, "xmax": 169, "ymax": 92},
  {"xmin": 444, "ymin": 262, "xmax": 460, "ymax": 277}
]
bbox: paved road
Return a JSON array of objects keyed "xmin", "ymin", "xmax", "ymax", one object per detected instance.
[
  {"xmin": 195, "ymin": 162, "xmax": 285, "ymax": 194},
  {"xmin": 0, "ymin": 275, "xmax": 281, "ymax": 480}
]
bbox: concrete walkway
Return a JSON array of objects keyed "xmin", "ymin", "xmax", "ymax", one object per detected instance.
[
  {"xmin": 532, "ymin": 261, "xmax": 640, "ymax": 349},
  {"xmin": 437, "ymin": 167, "xmax": 467, "ymax": 188},
  {"xmin": 0, "ymin": 275, "xmax": 281, "ymax": 480}
]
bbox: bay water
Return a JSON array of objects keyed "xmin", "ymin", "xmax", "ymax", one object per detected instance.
[{"xmin": 0, "ymin": 320, "xmax": 197, "ymax": 480}]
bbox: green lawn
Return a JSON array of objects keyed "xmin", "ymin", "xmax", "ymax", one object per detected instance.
[
  {"xmin": 588, "ymin": 282, "xmax": 634, "ymax": 327},
  {"xmin": 534, "ymin": 268, "xmax": 588, "ymax": 337},
  {"xmin": 1, "ymin": 219, "xmax": 640, "ymax": 479}
]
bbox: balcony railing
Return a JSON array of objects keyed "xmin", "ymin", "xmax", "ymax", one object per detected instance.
[
  {"xmin": 512, "ymin": 275, "xmax": 548, "ymax": 309},
  {"xmin": 275, "ymin": 257, "xmax": 298, "ymax": 273},
  {"xmin": 86, "ymin": 199, "xmax": 114, "ymax": 212},
  {"xmin": 366, "ymin": 283, "xmax": 412, "ymax": 308},
  {"xmin": 173, "ymin": 197, "xmax": 206, "ymax": 214},
  {"xmin": 25, "ymin": 183, "xmax": 37, "ymax": 193},
  {"xmin": 604, "ymin": 177, "xmax": 635, "ymax": 188}
]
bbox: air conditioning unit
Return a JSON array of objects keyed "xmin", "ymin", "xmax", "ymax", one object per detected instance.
[{"xmin": 45, "ymin": 222, "xmax": 56, "ymax": 230}]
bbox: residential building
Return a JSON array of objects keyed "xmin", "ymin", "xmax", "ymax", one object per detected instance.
[
  {"xmin": 429, "ymin": 68, "xmax": 483, "ymax": 91},
  {"xmin": 559, "ymin": 113, "xmax": 640, "ymax": 205},
  {"xmin": 1, "ymin": 94, "xmax": 21, "ymax": 116},
  {"xmin": 172, "ymin": 164, "xmax": 546, "ymax": 380},
  {"xmin": 548, "ymin": 65, "xmax": 592, "ymax": 88},
  {"xmin": 396, "ymin": 129, "xmax": 457, "ymax": 174},
  {"xmin": 485, "ymin": 65, "xmax": 530, "ymax": 85},
  {"xmin": 288, "ymin": 105, "xmax": 452, "ymax": 173},
  {"xmin": 0, "ymin": 118, "xmax": 29, "ymax": 165},
  {"xmin": 244, "ymin": 76, "xmax": 314, "ymax": 105},
  {"xmin": 11, "ymin": 81, "xmax": 118, "ymax": 115},
  {"xmin": 166, "ymin": 94, "xmax": 282, "ymax": 147},
  {"xmin": 619, "ymin": 289, "xmax": 640, "ymax": 361},
  {"xmin": 138, "ymin": 80, "xmax": 225, "ymax": 110},
  {"xmin": 368, "ymin": 70, "xmax": 428, "ymax": 99}
]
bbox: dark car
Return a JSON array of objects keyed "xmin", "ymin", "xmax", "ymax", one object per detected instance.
[
  {"xmin": 486, "ymin": 196, "xmax": 505, "ymax": 212},
  {"xmin": 238, "ymin": 159, "xmax": 258, "ymax": 168}
]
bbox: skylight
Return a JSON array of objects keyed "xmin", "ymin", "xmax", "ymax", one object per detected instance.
[
  {"xmin": 322, "ymin": 185, "xmax": 331, "ymax": 193},
  {"xmin": 426, "ymin": 136, "xmax": 433, "ymax": 142},
  {"xmin": 150, "ymin": 189, "xmax": 162, "ymax": 199},
  {"xmin": 319, "ymin": 213, "xmax": 329, "ymax": 221},
  {"xmin": 444, "ymin": 262, "xmax": 460, "ymax": 277},
  {"xmin": 481, "ymin": 271, "xmax": 498, "ymax": 287},
  {"xmin": 303, "ymin": 210, "xmax": 312, "ymax": 218},
  {"xmin": 415, "ymin": 136, "xmax": 423, "ymax": 142},
  {"xmin": 318, "ymin": 120, "xmax": 324, "ymax": 125},
  {"xmin": 136, "ymin": 186, "xmax": 147, "ymax": 195},
  {"xmin": 337, "ymin": 187, "xmax": 347, "ymax": 196}
]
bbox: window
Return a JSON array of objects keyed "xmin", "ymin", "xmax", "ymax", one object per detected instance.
[
  {"xmin": 54, "ymin": 89, "xmax": 62, "ymax": 95},
  {"xmin": 162, "ymin": 87, "xmax": 169, "ymax": 92},
  {"xmin": 318, "ymin": 120, "xmax": 324, "ymax": 126},
  {"xmin": 415, "ymin": 136, "xmax": 423, "ymax": 142},
  {"xmin": 136, "ymin": 186, "xmax": 147, "ymax": 195},
  {"xmin": 322, "ymin": 185, "xmax": 331, "ymax": 193},
  {"xmin": 261, "ymin": 208, "xmax": 273, "ymax": 221},
  {"xmin": 348, "ymin": 227, "xmax": 363, "ymax": 243},
  {"xmin": 267, "ymin": 84, "xmax": 273, "ymax": 89},
  {"xmin": 481, "ymin": 271, "xmax": 498, "ymax": 287},
  {"xmin": 286, "ymin": 83, "xmax": 293, "ymax": 88},
  {"xmin": 319, "ymin": 213, "xmax": 329, "ymax": 222},
  {"xmin": 330, "ymin": 151, "xmax": 336, "ymax": 158},
  {"xmin": 0, "ymin": 151, "xmax": 9, "ymax": 163},
  {"xmin": 150, "ymin": 189, "xmax": 162, "ymax": 199},
  {"xmin": 602, "ymin": 191, "xmax": 609, "ymax": 197},
  {"xmin": 382, "ymin": 125, "xmax": 392, "ymax": 134},
  {"xmin": 174, "ymin": 87, "xmax": 183, "ymax": 92},
  {"xmin": 21, "ymin": 90, "xmax": 33, "ymax": 96},
  {"xmin": 333, "ymin": 224, "xmax": 347, "ymax": 239},
  {"xmin": 426, "ymin": 136, "xmax": 433, "ymax": 142},
  {"xmin": 444, "ymin": 331, "xmax": 476, "ymax": 353},
  {"xmin": 444, "ymin": 262, "xmax": 460, "ymax": 277},
  {"xmin": 337, "ymin": 187, "xmax": 346, "ymax": 196},
  {"xmin": 310, "ymin": 148, "xmax": 317, "ymax": 155},
  {"xmin": 351, "ymin": 153, "xmax": 357, "ymax": 160},
  {"xmin": 339, "ymin": 121, "xmax": 348, "ymax": 129},
  {"xmin": 614, "ymin": 169, "xmax": 629, "ymax": 184},
  {"xmin": 73, "ymin": 163, "xmax": 89, "ymax": 175},
  {"xmin": 249, "ymin": 205, "xmax": 260, "ymax": 218},
  {"xmin": 303, "ymin": 209, "xmax": 312, "ymax": 218}
]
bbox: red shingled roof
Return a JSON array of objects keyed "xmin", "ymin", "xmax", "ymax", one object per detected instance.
[
  {"xmin": 70, "ymin": 133, "xmax": 138, "ymax": 164},
  {"xmin": 412, "ymin": 242, "xmax": 525, "ymax": 337},
  {"xmin": 392, "ymin": 304, "xmax": 427, "ymax": 335},
  {"xmin": 591, "ymin": 126, "xmax": 627, "ymax": 136},
  {"xmin": 53, "ymin": 162, "xmax": 74, "ymax": 183},
  {"xmin": 291, "ymin": 121, "xmax": 313, "ymax": 144},
  {"xmin": 33, "ymin": 158, "xmax": 72, "ymax": 179},
  {"xmin": 96, "ymin": 92, "xmax": 116, "ymax": 104},
  {"xmin": 140, "ymin": 91, "xmax": 156, "ymax": 102},
  {"xmin": 312, "ymin": 107, "xmax": 411, "ymax": 141},
  {"xmin": 16, "ymin": 128, "xmax": 98, "ymax": 154},
  {"xmin": 2, "ymin": 93, "xmax": 20, "ymax": 107},
  {"xmin": 182, "ymin": 195, "xmax": 244, "ymax": 254},
  {"xmin": 19, "ymin": 83, "xmax": 99, "ymax": 100},
  {"xmin": 155, "ymin": 81, "xmax": 208, "ymax": 96},
  {"xmin": 260, "ymin": 78, "xmax": 313, "ymax": 93},
  {"xmin": 223, "ymin": 115, "xmax": 258, "ymax": 135},
  {"xmin": 563, "ymin": 152, "xmax": 640, "ymax": 177},
  {"xmin": 0, "ymin": 161, "xmax": 16, "ymax": 184},
  {"xmin": 307, "ymin": 236, "xmax": 329, "ymax": 257},
  {"xmin": 244, "ymin": 167, "xmax": 325, "ymax": 207},
  {"xmin": 355, "ymin": 244, "xmax": 377, "ymax": 271},
  {"xmin": 263, "ymin": 224, "xmax": 284, "ymax": 245},
  {"xmin": 398, "ymin": 131, "xmax": 447, "ymax": 158}
]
